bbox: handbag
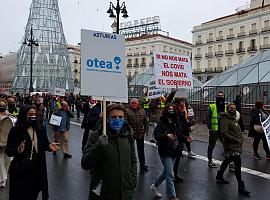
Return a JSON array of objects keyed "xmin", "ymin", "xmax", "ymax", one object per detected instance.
[{"xmin": 254, "ymin": 124, "xmax": 264, "ymax": 133}]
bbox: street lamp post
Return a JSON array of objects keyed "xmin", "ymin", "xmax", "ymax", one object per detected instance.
[
  {"xmin": 23, "ymin": 26, "xmax": 39, "ymax": 93},
  {"xmin": 107, "ymin": 0, "xmax": 129, "ymax": 34}
]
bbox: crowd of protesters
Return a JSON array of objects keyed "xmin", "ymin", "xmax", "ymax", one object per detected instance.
[{"xmin": 1, "ymin": 89, "xmax": 270, "ymax": 199}]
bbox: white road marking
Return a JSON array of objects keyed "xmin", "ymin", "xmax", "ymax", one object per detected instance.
[{"xmin": 71, "ymin": 121, "xmax": 270, "ymax": 180}]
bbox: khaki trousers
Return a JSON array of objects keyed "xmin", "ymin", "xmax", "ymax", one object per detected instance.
[{"xmin": 54, "ymin": 131, "xmax": 69, "ymax": 154}]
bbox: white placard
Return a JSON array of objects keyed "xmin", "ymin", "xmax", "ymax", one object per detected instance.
[
  {"xmin": 81, "ymin": 29, "xmax": 128, "ymax": 103},
  {"xmin": 261, "ymin": 115, "xmax": 270, "ymax": 149},
  {"xmin": 54, "ymin": 87, "xmax": 66, "ymax": 96},
  {"xmin": 147, "ymin": 79, "xmax": 163, "ymax": 99},
  {"xmin": 49, "ymin": 114, "xmax": 62, "ymax": 126},
  {"xmin": 74, "ymin": 87, "xmax": 81, "ymax": 95},
  {"xmin": 154, "ymin": 52, "xmax": 193, "ymax": 89}
]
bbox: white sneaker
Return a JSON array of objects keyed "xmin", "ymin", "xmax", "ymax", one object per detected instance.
[
  {"xmin": 150, "ymin": 184, "xmax": 162, "ymax": 198},
  {"xmin": 188, "ymin": 151, "xmax": 196, "ymax": 158}
]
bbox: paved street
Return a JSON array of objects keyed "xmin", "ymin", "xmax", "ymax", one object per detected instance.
[{"xmin": 1, "ymin": 119, "xmax": 270, "ymax": 200}]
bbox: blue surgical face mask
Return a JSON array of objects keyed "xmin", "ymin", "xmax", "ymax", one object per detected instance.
[{"xmin": 108, "ymin": 117, "xmax": 125, "ymax": 132}]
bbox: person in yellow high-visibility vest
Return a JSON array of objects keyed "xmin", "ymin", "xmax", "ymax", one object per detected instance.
[
  {"xmin": 206, "ymin": 91, "xmax": 227, "ymax": 168},
  {"xmin": 143, "ymin": 96, "xmax": 150, "ymax": 122}
]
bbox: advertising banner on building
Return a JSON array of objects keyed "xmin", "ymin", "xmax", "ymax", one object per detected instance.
[
  {"xmin": 81, "ymin": 29, "xmax": 128, "ymax": 103},
  {"xmin": 147, "ymin": 79, "xmax": 164, "ymax": 99},
  {"xmin": 154, "ymin": 52, "xmax": 193, "ymax": 89},
  {"xmin": 261, "ymin": 115, "xmax": 270, "ymax": 149}
]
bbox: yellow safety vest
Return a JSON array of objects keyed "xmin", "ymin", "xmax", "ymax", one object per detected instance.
[
  {"xmin": 209, "ymin": 103, "xmax": 226, "ymax": 132},
  {"xmin": 143, "ymin": 97, "xmax": 150, "ymax": 109}
]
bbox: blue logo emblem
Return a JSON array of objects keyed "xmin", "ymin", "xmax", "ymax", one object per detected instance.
[{"xmin": 86, "ymin": 56, "xmax": 122, "ymax": 73}]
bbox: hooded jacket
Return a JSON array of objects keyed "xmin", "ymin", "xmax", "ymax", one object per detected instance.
[{"xmin": 220, "ymin": 112, "xmax": 243, "ymax": 153}]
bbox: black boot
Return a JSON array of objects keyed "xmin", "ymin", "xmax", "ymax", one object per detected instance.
[
  {"xmin": 216, "ymin": 170, "xmax": 229, "ymax": 184},
  {"xmin": 238, "ymin": 181, "xmax": 251, "ymax": 197}
]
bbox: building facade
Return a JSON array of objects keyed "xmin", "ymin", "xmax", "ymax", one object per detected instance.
[
  {"xmin": 67, "ymin": 45, "xmax": 81, "ymax": 88},
  {"xmin": 125, "ymin": 34, "xmax": 192, "ymax": 78},
  {"xmin": 192, "ymin": 0, "xmax": 270, "ymax": 82},
  {"xmin": 0, "ymin": 53, "xmax": 16, "ymax": 94}
]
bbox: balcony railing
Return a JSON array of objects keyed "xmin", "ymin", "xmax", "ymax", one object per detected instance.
[
  {"xmin": 134, "ymin": 52, "xmax": 140, "ymax": 56},
  {"xmin": 227, "ymin": 34, "xmax": 234, "ymax": 39},
  {"xmin": 249, "ymin": 29, "xmax": 258, "ymax": 35},
  {"xmin": 247, "ymin": 46, "xmax": 257, "ymax": 52},
  {"xmin": 215, "ymin": 67, "xmax": 223, "ymax": 72},
  {"xmin": 194, "ymin": 54, "xmax": 202, "ymax": 59},
  {"xmin": 127, "ymin": 53, "xmax": 133, "ymax": 57},
  {"xmin": 261, "ymin": 26, "xmax": 270, "ymax": 33},
  {"xmin": 236, "ymin": 48, "xmax": 246, "ymax": 53},
  {"xmin": 205, "ymin": 68, "xmax": 214, "ymax": 72},
  {"xmin": 216, "ymin": 36, "xmax": 224, "ymax": 41},
  {"xmin": 127, "ymin": 64, "xmax": 132, "ymax": 68},
  {"xmin": 225, "ymin": 50, "xmax": 234, "ymax": 55},
  {"xmin": 140, "ymin": 63, "xmax": 146, "ymax": 67},
  {"xmin": 215, "ymin": 51, "xmax": 224, "ymax": 57},
  {"xmin": 193, "ymin": 69, "xmax": 202, "ymax": 73},
  {"xmin": 260, "ymin": 44, "xmax": 270, "ymax": 49},
  {"xmin": 195, "ymin": 40, "xmax": 202, "ymax": 45},
  {"xmin": 205, "ymin": 52, "xmax": 213, "ymax": 58},
  {"xmin": 238, "ymin": 32, "xmax": 246, "ymax": 37},
  {"xmin": 73, "ymin": 69, "xmax": 78, "ymax": 73},
  {"xmin": 150, "ymin": 51, "xmax": 153, "ymax": 54},
  {"xmin": 133, "ymin": 64, "xmax": 139, "ymax": 68},
  {"xmin": 207, "ymin": 38, "xmax": 214, "ymax": 43},
  {"xmin": 141, "ymin": 51, "xmax": 146, "ymax": 55}
]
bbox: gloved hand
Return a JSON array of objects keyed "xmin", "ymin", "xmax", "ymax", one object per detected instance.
[{"xmin": 98, "ymin": 134, "xmax": 109, "ymax": 145}]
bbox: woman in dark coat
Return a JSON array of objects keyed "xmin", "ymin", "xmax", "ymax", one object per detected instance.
[
  {"xmin": 5, "ymin": 105, "xmax": 59, "ymax": 200},
  {"xmin": 150, "ymin": 103, "xmax": 188, "ymax": 200},
  {"xmin": 248, "ymin": 100, "xmax": 270, "ymax": 160}
]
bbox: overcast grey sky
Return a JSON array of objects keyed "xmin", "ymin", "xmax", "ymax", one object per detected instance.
[{"xmin": 0, "ymin": 0, "xmax": 248, "ymax": 54}]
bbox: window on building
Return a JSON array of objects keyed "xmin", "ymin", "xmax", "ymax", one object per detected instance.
[
  {"xmin": 143, "ymin": 47, "xmax": 146, "ymax": 50},
  {"xmin": 179, "ymin": 50, "xmax": 182, "ymax": 54},
  {"xmin": 208, "ymin": 60, "xmax": 212, "ymax": 68},
  {"xmin": 197, "ymin": 61, "xmax": 201, "ymax": 68},
  {"xmin": 128, "ymin": 59, "xmax": 132, "ymax": 64},
  {"xmin": 229, "ymin": 28, "xmax": 233, "ymax": 35},
  {"xmin": 198, "ymin": 35, "xmax": 201, "ymax": 40},
  {"xmin": 217, "ymin": 59, "xmax": 221, "ymax": 68},
  {"xmin": 250, "ymin": 39, "xmax": 256, "ymax": 49},
  {"xmin": 135, "ymin": 58, "xmax": 138, "ymax": 65},
  {"xmin": 228, "ymin": 58, "xmax": 232, "ymax": 66},
  {"xmin": 240, "ymin": 26, "xmax": 245, "ymax": 33},
  {"xmin": 228, "ymin": 43, "xmax": 233, "ymax": 50},
  {"xmin": 218, "ymin": 31, "xmax": 223, "ymax": 36},
  {"xmin": 264, "ymin": 20, "xmax": 269, "ymax": 27},
  {"xmin": 239, "ymin": 41, "xmax": 244, "ymax": 49},
  {"xmin": 209, "ymin": 33, "xmax": 213, "ymax": 39},
  {"xmin": 141, "ymin": 57, "xmax": 145, "ymax": 64},
  {"xmin": 183, "ymin": 50, "xmax": 186, "ymax": 54},
  {"xmin": 170, "ymin": 47, "xmax": 173, "ymax": 52},
  {"xmin": 208, "ymin": 46, "xmax": 213, "ymax": 52},
  {"xmin": 164, "ymin": 45, "xmax": 167, "ymax": 50},
  {"xmin": 197, "ymin": 48, "xmax": 201, "ymax": 54},
  {"xmin": 263, "ymin": 37, "xmax": 269, "ymax": 45},
  {"xmin": 251, "ymin": 23, "xmax": 257, "ymax": 30},
  {"xmin": 239, "ymin": 56, "xmax": 243, "ymax": 63},
  {"xmin": 187, "ymin": 52, "xmax": 190, "ymax": 56},
  {"xmin": 218, "ymin": 45, "xmax": 222, "ymax": 51},
  {"xmin": 128, "ymin": 71, "xmax": 132, "ymax": 77}
]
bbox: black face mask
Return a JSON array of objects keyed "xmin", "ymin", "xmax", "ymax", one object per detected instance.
[
  {"xmin": 8, "ymin": 103, "xmax": 15, "ymax": 109},
  {"xmin": 216, "ymin": 97, "xmax": 224, "ymax": 104},
  {"xmin": 0, "ymin": 106, "xmax": 6, "ymax": 112},
  {"xmin": 28, "ymin": 116, "xmax": 37, "ymax": 127},
  {"xmin": 168, "ymin": 110, "xmax": 175, "ymax": 116},
  {"xmin": 228, "ymin": 110, "xmax": 236, "ymax": 116}
]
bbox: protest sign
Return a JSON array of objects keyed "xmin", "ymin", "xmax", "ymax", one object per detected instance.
[
  {"xmin": 147, "ymin": 79, "xmax": 164, "ymax": 99},
  {"xmin": 81, "ymin": 29, "xmax": 128, "ymax": 103},
  {"xmin": 154, "ymin": 52, "xmax": 193, "ymax": 89},
  {"xmin": 261, "ymin": 115, "xmax": 270, "ymax": 149},
  {"xmin": 54, "ymin": 87, "xmax": 65, "ymax": 96}
]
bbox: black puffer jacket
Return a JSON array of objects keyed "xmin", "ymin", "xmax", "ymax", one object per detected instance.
[
  {"xmin": 249, "ymin": 108, "xmax": 269, "ymax": 137},
  {"xmin": 154, "ymin": 117, "xmax": 186, "ymax": 157}
]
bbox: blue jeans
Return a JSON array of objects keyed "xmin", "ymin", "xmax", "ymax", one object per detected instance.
[{"xmin": 154, "ymin": 156, "xmax": 176, "ymax": 199}]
